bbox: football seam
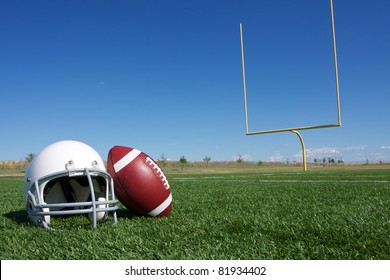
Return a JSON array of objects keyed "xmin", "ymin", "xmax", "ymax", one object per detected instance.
[{"xmin": 145, "ymin": 157, "xmax": 170, "ymax": 189}]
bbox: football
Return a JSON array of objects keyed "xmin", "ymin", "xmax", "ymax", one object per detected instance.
[{"xmin": 107, "ymin": 145, "xmax": 172, "ymax": 217}]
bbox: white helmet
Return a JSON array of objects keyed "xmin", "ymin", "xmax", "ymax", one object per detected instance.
[{"xmin": 24, "ymin": 140, "xmax": 118, "ymax": 229}]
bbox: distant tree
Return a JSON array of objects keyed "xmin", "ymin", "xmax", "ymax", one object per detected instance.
[
  {"xmin": 25, "ymin": 153, "xmax": 35, "ymax": 163},
  {"xmin": 158, "ymin": 153, "xmax": 167, "ymax": 166},
  {"xmin": 203, "ymin": 156, "xmax": 211, "ymax": 163},
  {"xmin": 236, "ymin": 155, "xmax": 244, "ymax": 163},
  {"xmin": 179, "ymin": 155, "xmax": 188, "ymax": 165}
]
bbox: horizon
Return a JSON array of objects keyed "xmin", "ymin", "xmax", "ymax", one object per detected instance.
[{"xmin": 1, "ymin": 156, "xmax": 388, "ymax": 166}]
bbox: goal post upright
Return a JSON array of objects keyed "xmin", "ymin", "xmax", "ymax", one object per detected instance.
[
  {"xmin": 240, "ymin": 0, "xmax": 342, "ymax": 171},
  {"xmin": 240, "ymin": 22, "xmax": 250, "ymax": 135}
]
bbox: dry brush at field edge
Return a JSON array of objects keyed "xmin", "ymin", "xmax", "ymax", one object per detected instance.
[{"xmin": 1, "ymin": 160, "xmax": 390, "ymax": 177}]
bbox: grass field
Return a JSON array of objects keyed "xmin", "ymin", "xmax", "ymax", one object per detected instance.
[{"xmin": 1, "ymin": 166, "xmax": 389, "ymax": 260}]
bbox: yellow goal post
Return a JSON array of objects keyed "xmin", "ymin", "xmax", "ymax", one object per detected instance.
[{"xmin": 240, "ymin": 0, "xmax": 342, "ymax": 171}]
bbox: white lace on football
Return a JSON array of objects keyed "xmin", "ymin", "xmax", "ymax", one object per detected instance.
[{"xmin": 146, "ymin": 157, "xmax": 170, "ymax": 189}]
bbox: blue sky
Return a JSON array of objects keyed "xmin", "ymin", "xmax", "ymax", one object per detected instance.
[{"xmin": 1, "ymin": 0, "xmax": 389, "ymax": 164}]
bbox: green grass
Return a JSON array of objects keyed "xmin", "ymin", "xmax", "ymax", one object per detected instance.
[{"xmin": 1, "ymin": 168, "xmax": 389, "ymax": 260}]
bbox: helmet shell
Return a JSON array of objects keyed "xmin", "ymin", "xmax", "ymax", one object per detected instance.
[
  {"xmin": 24, "ymin": 140, "xmax": 106, "ymax": 196},
  {"xmin": 24, "ymin": 140, "xmax": 117, "ymax": 229}
]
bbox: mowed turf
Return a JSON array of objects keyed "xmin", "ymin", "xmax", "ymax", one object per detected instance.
[{"xmin": 1, "ymin": 168, "xmax": 389, "ymax": 260}]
